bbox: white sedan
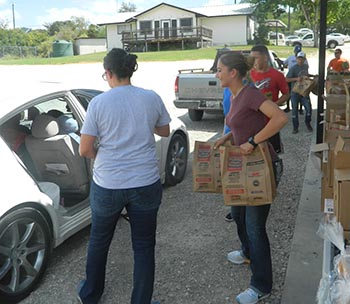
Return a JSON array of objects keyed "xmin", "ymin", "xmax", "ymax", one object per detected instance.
[
  {"xmin": 328, "ymin": 32, "xmax": 350, "ymax": 43},
  {"xmin": 0, "ymin": 89, "xmax": 189, "ymax": 303}
]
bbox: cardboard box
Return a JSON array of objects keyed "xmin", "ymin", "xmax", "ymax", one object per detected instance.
[
  {"xmin": 326, "ymin": 137, "xmax": 350, "ymax": 188},
  {"xmin": 334, "ymin": 169, "xmax": 350, "ymax": 230},
  {"xmin": 344, "ymin": 230, "xmax": 350, "ymax": 243}
]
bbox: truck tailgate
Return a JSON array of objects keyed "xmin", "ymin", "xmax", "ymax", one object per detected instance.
[{"xmin": 178, "ymin": 74, "xmax": 223, "ymax": 100}]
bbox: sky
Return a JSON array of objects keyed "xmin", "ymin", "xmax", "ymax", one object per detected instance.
[{"xmin": 0, "ymin": 0, "xmax": 236, "ymax": 29}]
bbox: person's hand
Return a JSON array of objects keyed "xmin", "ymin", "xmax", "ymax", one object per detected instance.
[
  {"xmin": 214, "ymin": 137, "xmax": 227, "ymax": 150},
  {"xmin": 240, "ymin": 142, "xmax": 255, "ymax": 155}
]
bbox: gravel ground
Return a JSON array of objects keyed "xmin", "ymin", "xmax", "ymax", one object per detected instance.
[
  {"xmin": 20, "ymin": 110, "xmax": 315, "ymax": 304},
  {"xmin": 151, "ymin": 111, "xmax": 315, "ymax": 304},
  {"xmin": 15, "ymin": 59, "xmax": 318, "ymax": 304}
]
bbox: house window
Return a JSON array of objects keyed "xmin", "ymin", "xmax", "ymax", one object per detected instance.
[
  {"xmin": 140, "ymin": 20, "xmax": 152, "ymax": 35},
  {"xmin": 171, "ymin": 19, "xmax": 177, "ymax": 38},
  {"xmin": 180, "ymin": 18, "xmax": 193, "ymax": 32},
  {"xmin": 155, "ymin": 21, "xmax": 160, "ymax": 39},
  {"xmin": 117, "ymin": 24, "xmax": 130, "ymax": 34}
]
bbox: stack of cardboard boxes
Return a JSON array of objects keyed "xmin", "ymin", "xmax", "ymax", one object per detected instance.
[{"xmin": 316, "ymin": 76, "xmax": 350, "ymax": 241}]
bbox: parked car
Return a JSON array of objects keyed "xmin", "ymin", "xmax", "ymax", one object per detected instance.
[
  {"xmin": 285, "ymin": 35, "xmax": 301, "ymax": 46},
  {"xmin": 294, "ymin": 28, "xmax": 313, "ymax": 36},
  {"xmin": 0, "ymin": 89, "xmax": 189, "ymax": 303},
  {"xmin": 328, "ymin": 32, "xmax": 350, "ymax": 43},
  {"xmin": 268, "ymin": 32, "xmax": 285, "ymax": 45}
]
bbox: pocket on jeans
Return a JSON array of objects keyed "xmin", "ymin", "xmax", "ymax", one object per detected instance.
[
  {"xmin": 130, "ymin": 180, "xmax": 162, "ymax": 210},
  {"xmin": 90, "ymin": 182, "xmax": 120, "ymax": 216}
]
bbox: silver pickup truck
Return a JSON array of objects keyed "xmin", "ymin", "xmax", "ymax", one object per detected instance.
[{"xmin": 174, "ymin": 49, "xmax": 284, "ymax": 121}]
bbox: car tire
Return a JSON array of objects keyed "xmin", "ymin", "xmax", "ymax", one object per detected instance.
[
  {"xmin": 0, "ymin": 208, "xmax": 51, "ymax": 303},
  {"xmin": 188, "ymin": 109, "xmax": 204, "ymax": 121},
  {"xmin": 327, "ymin": 40, "xmax": 338, "ymax": 49},
  {"xmin": 165, "ymin": 133, "xmax": 188, "ymax": 186}
]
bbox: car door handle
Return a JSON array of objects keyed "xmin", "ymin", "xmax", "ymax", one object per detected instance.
[{"xmin": 209, "ymin": 81, "xmax": 217, "ymax": 86}]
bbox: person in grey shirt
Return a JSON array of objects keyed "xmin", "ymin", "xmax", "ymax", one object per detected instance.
[
  {"xmin": 77, "ymin": 48, "xmax": 170, "ymax": 304},
  {"xmin": 286, "ymin": 51, "xmax": 313, "ymax": 134}
]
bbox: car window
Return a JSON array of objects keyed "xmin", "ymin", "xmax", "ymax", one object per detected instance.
[{"xmin": 71, "ymin": 90, "xmax": 103, "ymax": 110}]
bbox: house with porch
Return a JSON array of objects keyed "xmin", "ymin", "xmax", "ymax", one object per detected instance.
[{"xmin": 98, "ymin": 2, "xmax": 257, "ymax": 52}]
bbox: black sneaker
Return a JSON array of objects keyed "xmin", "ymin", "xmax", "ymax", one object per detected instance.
[
  {"xmin": 306, "ymin": 123, "xmax": 313, "ymax": 132},
  {"xmin": 225, "ymin": 212, "xmax": 233, "ymax": 222},
  {"xmin": 283, "ymin": 107, "xmax": 291, "ymax": 113},
  {"xmin": 292, "ymin": 129, "xmax": 298, "ymax": 134}
]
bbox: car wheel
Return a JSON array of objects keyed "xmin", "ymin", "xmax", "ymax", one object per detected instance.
[
  {"xmin": 0, "ymin": 208, "xmax": 51, "ymax": 303},
  {"xmin": 165, "ymin": 133, "xmax": 188, "ymax": 186},
  {"xmin": 328, "ymin": 40, "xmax": 337, "ymax": 49},
  {"xmin": 188, "ymin": 109, "xmax": 204, "ymax": 121}
]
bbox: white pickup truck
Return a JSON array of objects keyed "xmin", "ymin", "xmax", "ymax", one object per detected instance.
[
  {"xmin": 173, "ymin": 49, "xmax": 284, "ymax": 121},
  {"xmin": 286, "ymin": 32, "xmax": 345, "ymax": 49}
]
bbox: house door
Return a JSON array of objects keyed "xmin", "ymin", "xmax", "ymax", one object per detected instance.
[{"xmin": 162, "ymin": 20, "xmax": 170, "ymax": 39}]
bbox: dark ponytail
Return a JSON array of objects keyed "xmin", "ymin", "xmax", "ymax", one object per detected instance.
[{"xmin": 103, "ymin": 48, "xmax": 138, "ymax": 79}]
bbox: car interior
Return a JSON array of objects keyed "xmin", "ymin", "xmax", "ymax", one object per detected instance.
[{"xmin": 0, "ymin": 97, "xmax": 91, "ymax": 209}]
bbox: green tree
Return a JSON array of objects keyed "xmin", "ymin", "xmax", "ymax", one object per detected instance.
[
  {"xmin": 87, "ymin": 24, "xmax": 106, "ymax": 38},
  {"xmin": 327, "ymin": 0, "xmax": 350, "ymax": 34},
  {"xmin": 248, "ymin": 0, "xmax": 288, "ymax": 44},
  {"xmin": 118, "ymin": 2, "xmax": 137, "ymax": 12},
  {"xmin": 0, "ymin": 18, "xmax": 9, "ymax": 29},
  {"xmin": 27, "ymin": 29, "xmax": 49, "ymax": 46},
  {"xmin": 44, "ymin": 17, "xmax": 90, "ymax": 40}
]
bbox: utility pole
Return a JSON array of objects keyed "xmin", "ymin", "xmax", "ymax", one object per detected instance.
[{"xmin": 12, "ymin": 3, "xmax": 15, "ymax": 29}]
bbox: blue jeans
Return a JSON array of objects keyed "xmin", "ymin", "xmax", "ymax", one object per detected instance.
[
  {"xmin": 79, "ymin": 179, "xmax": 162, "ymax": 304},
  {"xmin": 231, "ymin": 205, "xmax": 272, "ymax": 294},
  {"xmin": 291, "ymin": 92, "xmax": 312, "ymax": 130}
]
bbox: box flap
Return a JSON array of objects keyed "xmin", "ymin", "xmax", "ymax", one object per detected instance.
[
  {"xmin": 311, "ymin": 143, "xmax": 329, "ymax": 153},
  {"xmin": 334, "ymin": 136, "xmax": 345, "ymax": 153},
  {"xmin": 334, "ymin": 168, "xmax": 350, "ymax": 181}
]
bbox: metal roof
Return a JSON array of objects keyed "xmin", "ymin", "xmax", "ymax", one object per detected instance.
[
  {"xmin": 97, "ymin": 2, "xmax": 256, "ymax": 25},
  {"xmin": 265, "ymin": 19, "xmax": 288, "ymax": 28},
  {"xmin": 189, "ymin": 3, "xmax": 256, "ymax": 17}
]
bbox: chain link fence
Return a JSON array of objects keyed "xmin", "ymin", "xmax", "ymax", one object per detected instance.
[{"xmin": 0, "ymin": 46, "xmax": 38, "ymax": 58}]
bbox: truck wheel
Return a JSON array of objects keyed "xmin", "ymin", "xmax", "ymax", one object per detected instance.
[
  {"xmin": 327, "ymin": 40, "xmax": 337, "ymax": 49},
  {"xmin": 188, "ymin": 109, "xmax": 204, "ymax": 121}
]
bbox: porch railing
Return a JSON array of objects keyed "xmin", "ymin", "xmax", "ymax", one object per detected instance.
[{"xmin": 121, "ymin": 25, "xmax": 213, "ymax": 43}]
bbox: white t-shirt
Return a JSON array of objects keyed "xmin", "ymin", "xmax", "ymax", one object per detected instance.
[{"xmin": 81, "ymin": 85, "xmax": 171, "ymax": 189}]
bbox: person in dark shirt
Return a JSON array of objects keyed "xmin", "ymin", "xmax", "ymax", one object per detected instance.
[{"xmin": 214, "ymin": 51, "xmax": 287, "ymax": 304}]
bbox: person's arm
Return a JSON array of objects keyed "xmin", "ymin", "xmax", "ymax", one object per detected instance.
[
  {"xmin": 214, "ymin": 131, "xmax": 233, "ymax": 150},
  {"xmin": 275, "ymin": 93, "xmax": 289, "ymax": 106},
  {"xmin": 154, "ymin": 124, "xmax": 170, "ymax": 137},
  {"xmin": 275, "ymin": 72, "xmax": 290, "ymax": 106},
  {"xmin": 79, "ymin": 134, "xmax": 98, "ymax": 159},
  {"xmin": 240, "ymin": 100, "xmax": 288, "ymax": 154}
]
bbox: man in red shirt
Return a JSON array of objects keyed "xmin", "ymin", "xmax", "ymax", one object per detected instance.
[
  {"xmin": 327, "ymin": 48, "xmax": 349, "ymax": 73},
  {"xmin": 249, "ymin": 45, "xmax": 289, "ymax": 153}
]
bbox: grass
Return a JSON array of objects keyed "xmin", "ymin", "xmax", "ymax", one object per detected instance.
[{"xmin": 0, "ymin": 45, "xmax": 329, "ymax": 65}]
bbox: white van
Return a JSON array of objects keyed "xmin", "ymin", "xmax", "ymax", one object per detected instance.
[{"xmin": 268, "ymin": 32, "xmax": 286, "ymax": 45}]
